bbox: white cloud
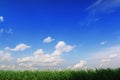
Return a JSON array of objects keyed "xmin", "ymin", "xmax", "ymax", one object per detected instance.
[
  {"xmin": 5, "ymin": 43, "xmax": 30, "ymax": 51},
  {"xmin": 68, "ymin": 60, "xmax": 87, "ymax": 69},
  {"xmin": 0, "ymin": 51, "xmax": 13, "ymax": 62},
  {"xmin": 43, "ymin": 36, "xmax": 54, "ymax": 43},
  {"xmin": 17, "ymin": 41, "xmax": 74, "ymax": 69},
  {"xmin": 17, "ymin": 50, "xmax": 64, "ymax": 68},
  {"xmin": 53, "ymin": 41, "xmax": 74, "ymax": 56},
  {"xmin": 0, "ymin": 16, "xmax": 4, "ymax": 22},
  {"xmin": 100, "ymin": 41, "xmax": 107, "ymax": 45},
  {"xmin": 34, "ymin": 49, "xmax": 44, "ymax": 56},
  {"xmin": 0, "ymin": 51, "xmax": 15, "ymax": 70},
  {"xmin": 72, "ymin": 60, "xmax": 87, "ymax": 69}
]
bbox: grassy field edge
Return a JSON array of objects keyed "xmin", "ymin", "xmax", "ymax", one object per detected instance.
[{"xmin": 0, "ymin": 68, "xmax": 120, "ymax": 80}]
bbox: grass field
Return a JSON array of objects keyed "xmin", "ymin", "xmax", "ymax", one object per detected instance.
[{"xmin": 0, "ymin": 68, "xmax": 120, "ymax": 80}]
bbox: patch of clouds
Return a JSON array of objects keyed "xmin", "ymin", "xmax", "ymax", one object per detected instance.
[
  {"xmin": 33, "ymin": 49, "xmax": 44, "ymax": 56},
  {"xmin": 108, "ymin": 53, "xmax": 117, "ymax": 59},
  {"xmin": 67, "ymin": 45, "xmax": 120, "ymax": 69},
  {"xmin": 99, "ymin": 53, "xmax": 118, "ymax": 68},
  {"xmin": 43, "ymin": 36, "xmax": 54, "ymax": 43},
  {"xmin": 0, "ymin": 16, "xmax": 4, "ymax": 22},
  {"xmin": 0, "ymin": 51, "xmax": 13, "ymax": 62},
  {"xmin": 101, "ymin": 59, "xmax": 111, "ymax": 63},
  {"xmin": 72, "ymin": 60, "xmax": 87, "ymax": 69},
  {"xmin": 0, "ymin": 28, "xmax": 13, "ymax": 35},
  {"xmin": 0, "ymin": 65, "xmax": 16, "ymax": 70},
  {"xmin": 100, "ymin": 41, "xmax": 107, "ymax": 45},
  {"xmin": 53, "ymin": 41, "xmax": 75, "ymax": 56},
  {"xmin": 0, "ymin": 49, "xmax": 14, "ymax": 70},
  {"xmin": 1, "ymin": 41, "xmax": 120, "ymax": 70},
  {"xmin": 6, "ymin": 29, "xmax": 13, "ymax": 34},
  {"xmin": 67, "ymin": 60, "xmax": 87, "ymax": 69},
  {"xmin": 17, "ymin": 53, "xmax": 63, "ymax": 68},
  {"xmin": 88, "ymin": 45, "xmax": 120, "ymax": 68},
  {"xmin": 17, "ymin": 41, "xmax": 74, "ymax": 69},
  {"xmin": 5, "ymin": 43, "xmax": 30, "ymax": 51}
]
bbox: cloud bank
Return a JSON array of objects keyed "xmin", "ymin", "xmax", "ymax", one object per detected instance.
[{"xmin": 17, "ymin": 41, "xmax": 74, "ymax": 69}]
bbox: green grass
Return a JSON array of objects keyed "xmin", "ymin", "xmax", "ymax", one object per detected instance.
[{"xmin": 0, "ymin": 68, "xmax": 120, "ymax": 80}]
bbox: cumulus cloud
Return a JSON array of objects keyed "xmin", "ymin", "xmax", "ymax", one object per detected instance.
[
  {"xmin": 0, "ymin": 16, "xmax": 4, "ymax": 22},
  {"xmin": 17, "ymin": 49, "xmax": 64, "ymax": 68},
  {"xmin": 5, "ymin": 43, "xmax": 30, "ymax": 51},
  {"xmin": 67, "ymin": 60, "xmax": 87, "ymax": 69},
  {"xmin": 0, "ymin": 51, "xmax": 13, "ymax": 62},
  {"xmin": 34, "ymin": 49, "xmax": 44, "ymax": 56},
  {"xmin": 53, "ymin": 41, "xmax": 75, "ymax": 56},
  {"xmin": 72, "ymin": 60, "xmax": 87, "ymax": 69},
  {"xmin": 43, "ymin": 36, "xmax": 54, "ymax": 43},
  {"xmin": 17, "ymin": 41, "xmax": 74, "ymax": 69}
]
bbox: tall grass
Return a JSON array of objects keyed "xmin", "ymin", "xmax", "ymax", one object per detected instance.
[{"xmin": 0, "ymin": 68, "xmax": 120, "ymax": 80}]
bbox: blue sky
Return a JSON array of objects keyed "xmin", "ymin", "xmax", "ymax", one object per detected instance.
[{"xmin": 0, "ymin": 0, "xmax": 120, "ymax": 70}]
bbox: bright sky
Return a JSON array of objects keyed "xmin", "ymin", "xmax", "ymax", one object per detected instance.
[{"xmin": 0, "ymin": 0, "xmax": 120, "ymax": 70}]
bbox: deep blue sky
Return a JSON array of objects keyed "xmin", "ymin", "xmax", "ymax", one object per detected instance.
[{"xmin": 0, "ymin": 0, "xmax": 120, "ymax": 69}]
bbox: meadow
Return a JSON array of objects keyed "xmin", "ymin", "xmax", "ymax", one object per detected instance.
[{"xmin": 0, "ymin": 68, "xmax": 120, "ymax": 80}]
